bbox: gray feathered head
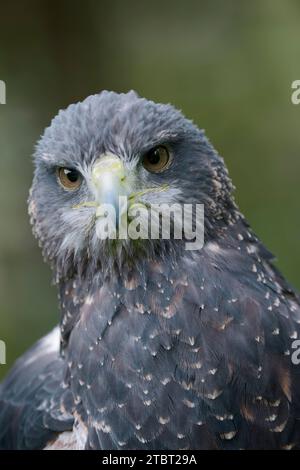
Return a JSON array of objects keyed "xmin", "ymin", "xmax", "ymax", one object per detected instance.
[{"xmin": 29, "ymin": 91, "xmax": 236, "ymax": 281}]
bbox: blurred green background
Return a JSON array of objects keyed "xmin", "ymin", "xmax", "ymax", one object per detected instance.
[{"xmin": 0, "ymin": 0, "xmax": 300, "ymax": 380}]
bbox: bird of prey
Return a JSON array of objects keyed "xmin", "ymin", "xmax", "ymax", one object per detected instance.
[{"xmin": 1, "ymin": 90, "xmax": 300, "ymax": 450}]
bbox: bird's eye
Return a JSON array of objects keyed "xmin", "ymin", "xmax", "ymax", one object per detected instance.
[
  {"xmin": 57, "ymin": 167, "xmax": 82, "ymax": 190},
  {"xmin": 142, "ymin": 146, "xmax": 171, "ymax": 173}
]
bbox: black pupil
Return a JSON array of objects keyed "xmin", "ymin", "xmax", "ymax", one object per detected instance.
[
  {"xmin": 65, "ymin": 169, "xmax": 79, "ymax": 182},
  {"xmin": 148, "ymin": 149, "xmax": 161, "ymax": 165}
]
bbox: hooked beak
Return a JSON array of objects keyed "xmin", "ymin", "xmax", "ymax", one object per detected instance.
[
  {"xmin": 91, "ymin": 153, "xmax": 127, "ymax": 219},
  {"xmin": 72, "ymin": 153, "xmax": 169, "ymax": 234}
]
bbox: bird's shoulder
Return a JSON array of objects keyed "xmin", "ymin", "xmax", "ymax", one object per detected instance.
[{"xmin": 0, "ymin": 327, "xmax": 74, "ymax": 450}]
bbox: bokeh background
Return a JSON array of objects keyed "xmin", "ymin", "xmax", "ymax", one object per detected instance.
[{"xmin": 1, "ymin": 0, "xmax": 300, "ymax": 380}]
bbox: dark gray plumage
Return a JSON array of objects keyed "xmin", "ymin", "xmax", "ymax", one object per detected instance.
[{"xmin": 1, "ymin": 90, "xmax": 300, "ymax": 450}]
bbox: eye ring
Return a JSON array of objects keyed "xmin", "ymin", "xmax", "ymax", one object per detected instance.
[
  {"xmin": 57, "ymin": 167, "xmax": 82, "ymax": 191},
  {"xmin": 142, "ymin": 146, "xmax": 172, "ymax": 173}
]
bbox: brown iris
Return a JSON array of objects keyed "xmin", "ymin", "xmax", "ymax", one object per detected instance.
[
  {"xmin": 142, "ymin": 146, "xmax": 171, "ymax": 173},
  {"xmin": 57, "ymin": 167, "xmax": 82, "ymax": 190}
]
